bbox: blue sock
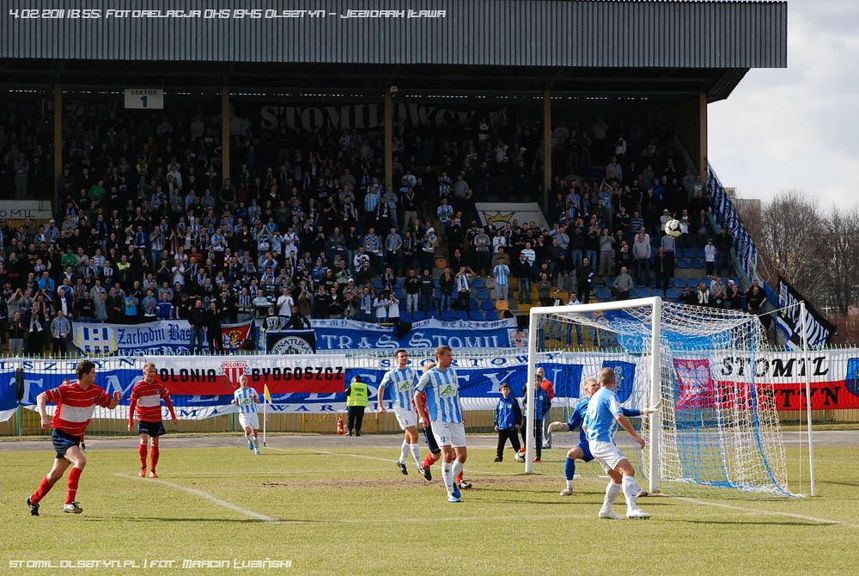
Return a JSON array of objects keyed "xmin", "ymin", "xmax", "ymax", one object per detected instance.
[{"xmin": 565, "ymin": 457, "xmax": 576, "ymax": 481}]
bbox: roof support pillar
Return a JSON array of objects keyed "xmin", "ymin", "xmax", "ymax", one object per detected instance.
[
  {"xmin": 221, "ymin": 85, "xmax": 231, "ymax": 183},
  {"xmin": 53, "ymin": 83, "xmax": 62, "ymax": 213},
  {"xmin": 384, "ymin": 89, "xmax": 394, "ymax": 195},
  {"xmin": 543, "ymin": 89, "xmax": 552, "ymax": 212},
  {"xmin": 698, "ymin": 91, "xmax": 708, "ymax": 181}
]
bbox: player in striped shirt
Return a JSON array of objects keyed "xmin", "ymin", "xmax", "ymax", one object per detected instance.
[
  {"xmin": 232, "ymin": 374, "xmax": 261, "ymax": 455},
  {"xmin": 377, "ymin": 349, "xmax": 428, "ymax": 479},
  {"xmin": 27, "ymin": 360, "xmax": 121, "ymax": 516},
  {"xmin": 128, "ymin": 362, "xmax": 177, "ymax": 478},
  {"xmin": 414, "ymin": 345, "xmax": 468, "ymax": 503}
]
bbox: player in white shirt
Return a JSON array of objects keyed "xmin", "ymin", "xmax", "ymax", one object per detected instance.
[
  {"xmin": 231, "ymin": 375, "xmax": 261, "ymax": 456},
  {"xmin": 377, "ymin": 349, "xmax": 429, "ymax": 480},
  {"xmin": 585, "ymin": 367, "xmax": 650, "ymax": 519},
  {"xmin": 414, "ymin": 345, "xmax": 467, "ymax": 503}
]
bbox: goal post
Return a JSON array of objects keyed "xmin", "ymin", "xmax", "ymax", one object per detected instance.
[{"xmin": 527, "ymin": 295, "xmax": 793, "ymax": 496}]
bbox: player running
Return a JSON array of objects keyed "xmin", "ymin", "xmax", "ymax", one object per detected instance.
[
  {"xmin": 415, "ymin": 345, "xmax": 468, "ymax": 503},
  {"xmin": 128, "ymin": 362, "xmax": 177, "ymax": 478},
  {"xmin": 377, "ymin": 349, "xmax": 429, "ymax": 479},
  {"xmin": 27, "ymin": 360, "xmax": 122, "ymax": 516},
  {"xmin": 548, "ymin": 376, "xmax": 653, "ymax": 497},
  {"xmin": 232, "ymin": 374, "xmax": 261, "ymax": 455},
  {"xmin": 585, "ymin": 367, "xmax": 651, "ymax": 519}
]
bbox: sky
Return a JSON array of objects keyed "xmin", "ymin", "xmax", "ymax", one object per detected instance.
[{"xmin": 708, "ymin": 0, "xmax": 859, "ymax": 211}]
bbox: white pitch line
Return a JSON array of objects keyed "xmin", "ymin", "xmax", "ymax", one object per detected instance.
[
  {"xmin": 114, "ymin": 473, "xmax": 277, "ymax": 523},
  {"xmin": 677, "ymin": 497, "xmax": 859, "ymax": 529},
  {"xmin": 268, "ymin": 446, "xmax": 396, "ymax": 464}
]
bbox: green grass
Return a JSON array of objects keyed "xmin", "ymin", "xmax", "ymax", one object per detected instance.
[{"xmin": 1, "ymin": 442, "xmax": 858, "ymax": 575}]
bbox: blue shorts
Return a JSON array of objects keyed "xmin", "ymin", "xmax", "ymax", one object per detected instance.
[
  {"xmin": 52, "ymin": 429, "xmax": 81, "ymax": 459},
  {"xmin": 423, "ymin": 423, "xmax": 440, "ymax": 455},
  {"xmin": 576, "ymin": 441, "xmax": 594, "ymax": 462},
  {"xmin": 138, "ymin": 421, "xmax": 167, "ymax": 437}
]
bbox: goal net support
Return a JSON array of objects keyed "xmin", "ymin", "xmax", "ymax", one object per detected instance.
[{"xmin": 526, "ymin": 296, "xmax": 793, "ymax": 496}]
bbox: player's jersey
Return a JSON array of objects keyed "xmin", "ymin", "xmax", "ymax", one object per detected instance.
[
  {"xmin": 380, "ymin": 367, "xmax": 418, "ymax": 411},
  {"xmin": 569, "ymin": 396, "xmax": 642, "ymax": 444},
  {"xmin": 130, "ymin": 380, "xmax": 172, "ymax": 423},
  {"xmin": 415, "ymin": 366, "xmax": 462, "ymax": 424},
  {"xmin": 233, "ymin": 386, "xmax": 259, "ymax": 414},
  {"xmin": 45, "ymin": 380, "xmax": 113, "ymax": 437},
  {"xmin": 585, "ymin": 387, "xmax": 623, "ymax": 443}
]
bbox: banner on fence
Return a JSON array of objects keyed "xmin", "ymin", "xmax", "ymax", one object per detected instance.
[
  {"xmin": 73, "ymin": 320, "xmax": 254, "ymax": 355},
  {"xmin": 311, "ymin": 318, "xmax": 520, "ymax": 350},
  {"xmin": 776, "ymin": 275, "xmax": 837, "ymax": 350},
  {"xmin": 265, "ymin": 330, "xmax": 317, "ymax": 354},
  {"xmin": 4, "ymin": 348, "xmax": 859, "ymax": 421}
]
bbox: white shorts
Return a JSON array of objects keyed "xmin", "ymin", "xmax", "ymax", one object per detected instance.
[
  {"xmin": 431, "ymin": 421, "xmax": 467, "ymax": 448},
  {"xmin": 239, "ymin": 412, "xmax": 260, "ymax": 430},
  {"xmin": 393, "ymin": 407, "xmax": 418, "ymax": 430},
  {"xmin": 590, "ymin": 440, "xmax": 628, "ymax": 474}
]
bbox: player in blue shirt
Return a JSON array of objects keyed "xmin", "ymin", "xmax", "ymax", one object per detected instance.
[
  {"xmin": 493, "ymin": 383, "xmax": 522, "ymax": 462},
  {"xmin": 415, "ymin": 345, "xmax": 467, "ymax": 503},
  {"xmin": 377, "ymin": 349, "xmax": 429, "ymax": 479},
  {"xmin": 584, "ymin": 367, "xmax": 651, "ymax": 519},
  {"xmin": 548, "ymin": 376, "xmax": 651, "ymax": 497}
]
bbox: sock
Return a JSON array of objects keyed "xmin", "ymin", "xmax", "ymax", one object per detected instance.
[
  {"xmin": 452, "ymin": 460, "xmax": 463, "ymax": 485},
  {"xmin": 423, "ymin": 453, "xmax": 437, "ymax": 469},
  {"xmin": 409, "ymin": 443, "xmax": 422, "ymax": 468},
  {"xmin": 150, "ymin": 445, "xmax": 160, "ymax": 471},
  {"xmin": 564, "ymin": 457, "xmax": 576, "ymax": 481},
  {"xmin": 441, "ymin": 461, "xmax": 453, "ymax": 494},
  {"xmin": 30, "ymin": 476, "xmax": 53, "ymax": 505},
  {"xmin": 621, "ymin": 476, "xmax": 638, "ymax": 512},
  {"xmin": 601, "ymin": 481, "xmax": 621, "ymax": 513},
  {"xmin": 399, "ymin": 440, "xmax": 409, "ymax": 464},
  {"xmin": 66, "ymin": 467, "xmax": 83, "ymax": 505},
  {"xmin": 138, "ymin": 444, "xmax": 148, "ymax": 469}
]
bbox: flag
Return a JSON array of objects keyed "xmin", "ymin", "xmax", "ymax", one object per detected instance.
[
  {"xmin": 776, "ymin": 275, "xmax": 836, "ymax": 350},
  {"xmin": 263, "ymin": 384, "xmax": 272, "ymax": 405}
]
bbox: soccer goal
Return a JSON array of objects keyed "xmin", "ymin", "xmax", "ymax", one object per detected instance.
[{"xmin": 526, "ymin": 296, "xmax": 794, "ymax": 496}]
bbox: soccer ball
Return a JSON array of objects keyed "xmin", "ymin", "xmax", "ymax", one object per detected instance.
[{"xmin": 664, "ymin": 219, "xmax": 683, "ymax": 238}]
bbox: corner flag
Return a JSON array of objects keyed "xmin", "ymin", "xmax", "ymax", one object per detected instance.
[{"xmin": 263, "ymin": 384, "xmax": 273, "ymax": 404}]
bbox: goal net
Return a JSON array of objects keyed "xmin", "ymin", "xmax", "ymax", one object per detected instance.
[{"xmin": 527, "ymin": 296, "xmax": 793, "ymax": 496}]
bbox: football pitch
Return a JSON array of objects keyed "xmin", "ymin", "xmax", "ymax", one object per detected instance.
[{"xmin": 1, "ymin": 433, "xmax": 857, "ymax": 575}]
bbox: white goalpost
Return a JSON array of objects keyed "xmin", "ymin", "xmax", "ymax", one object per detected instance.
[{"xmin": 526, "ymin": 296, "xmax": 795, "ymax": 496}]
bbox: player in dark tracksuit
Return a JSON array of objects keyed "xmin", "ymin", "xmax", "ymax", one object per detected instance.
[{"xmin": 493, "ymin": 383, "xmax": 522, "ymax": 461}]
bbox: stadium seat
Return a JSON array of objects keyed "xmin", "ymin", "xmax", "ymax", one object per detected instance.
[
  {"xmin": 412, "ymin": 311, "xmax": 426, "ymax": 321},
  {"xmin": 372, "ymin": 278, "xmax": 383, "ymax": 290},
  {"xmin": 476, "ymin": 289, "xmax": 490, "ymax": 300},
  {"xmin": 469, "ymin": 300, "xmax": 480, "ymax": 312},
  {"xmin": 484, "ymin": 310, "xmax": 499, "ymax": 321},
  {"xmin": 596, "ymin": 287, "xmax": 611, "ymax": 300},
  {"xmin": 666, "ymin": 288, "xmax": 681, "ymax": 300},
  {"xmin": 399, "ymin": 312, "xmax": 411, "ymax": 324},
  {"xmin": 441, "ymin": 311, "xmax": 455, "ymax": 322},
  {"xmin": 471, "ymin": 278, "xmax": 485, "ymax": 289},
  {"xmin": 480, "ymin": 299, "xmax": 495, "ymax": 311},
  {"xmin": 454, "ymin": 310, "xmax": 469, "ymax": 321}
]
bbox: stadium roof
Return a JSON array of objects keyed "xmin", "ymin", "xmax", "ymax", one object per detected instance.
[{"xmin": 0, "ymin": 0, "xmax": 787, "ymax": 102}]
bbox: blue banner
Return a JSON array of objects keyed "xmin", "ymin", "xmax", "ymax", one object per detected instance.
[{"xmin": 312, "ymin": 318, "xmax": 521, "ymax": 350}]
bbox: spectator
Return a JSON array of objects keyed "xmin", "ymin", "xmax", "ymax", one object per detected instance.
[
  {"xmin": 188, "ymin": 299, "xmax": 206, "ymax": 354},
  {"xmin": 405, "ymin": 269, "xmax": 420, "ymax": 314},
  {"xmin": 704, "ymin": 238, "xmax": 717, "ymax": 276},
  {"xmin": 492, "ymin": 257, "xmax": 510, "ymax": 302},
  {"xmin": 613, "ymin": 266, "xmax": 634, "ymax": 300},
  {"xmin": 50, "ymin": 309, "xmax": 72, "ymax": 356},
  {"xmin": 632, "ymin": 228, "xmax": 651, "ymax": 287}
]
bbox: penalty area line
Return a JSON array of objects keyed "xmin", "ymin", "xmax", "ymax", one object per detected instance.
[
  {"xmin": 677, "ymin": 497, "xmax": 859, "ymax": 529},
  {"xmin": 113, "ymin": 473, "xmax": 277, "ymax": 523}
]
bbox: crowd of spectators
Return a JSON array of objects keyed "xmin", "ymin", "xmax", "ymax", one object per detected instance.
[{"xmin": 0, "ymin": 98, "xmax": 757, "ymax": 356}]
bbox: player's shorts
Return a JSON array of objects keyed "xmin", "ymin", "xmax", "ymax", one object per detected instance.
[
  {"xmin": 238, "ymin": 412, "xmax": 260, "ymax": 430},
  {"xmin": 423, "ymin": 423, "xmax": 440, "ymax": 454},
  {"xmin": 138, "ymin": 421, "xmax": 167, "ymax": 437},
  {"xmin": 575, "ymin": 440, "xmax": 594, "ymax": 462},
  {"xmin": 392, "ymin": 407, "xmax": 418, "ymax": 430},
  {"xmin": 431, "ymin": 421, "xmax": 467, "ymax": 448},
  {"xmin": 590, "ymin": 439, "xmax": 627, "ymax": 473},
  {"xmin": 51, "ymin": 429, "xmax": 81, "ymax": 459}
]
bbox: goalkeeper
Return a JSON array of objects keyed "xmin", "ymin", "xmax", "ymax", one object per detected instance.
[{"xmin": 547, "ymin": 376, "xmax": 655, "ymax": 496}]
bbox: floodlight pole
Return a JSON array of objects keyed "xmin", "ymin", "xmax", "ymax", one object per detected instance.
[{"xmin": 799, "ymin": 301, "xmax": 816, "ymax": 496}]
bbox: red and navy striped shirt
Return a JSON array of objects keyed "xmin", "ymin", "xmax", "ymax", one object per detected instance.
[
  {"xmin": 45, "ymin": 381, "xmax": 113, "ymax": 437},
  {"xmin": 129, "ymin": 380, "xmax": 175, "ymax": 423}
]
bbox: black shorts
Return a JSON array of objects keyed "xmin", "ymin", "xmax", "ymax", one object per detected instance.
[
  {"xmin": 52, "ymin": 429, "xmax": 81, "ymax": 459},
  {"xmin": 423, "ymin": 423, "xmax": 440, "ymax": 455},
  {"xmin": 138, "ymin": 421, "xmax": 167, "ymax": 437}
]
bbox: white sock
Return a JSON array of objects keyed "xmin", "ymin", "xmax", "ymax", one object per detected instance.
[
  {"xmin": 621, "ymin": 476, "xmax": 638, "ymax": 512},
  {"xmin": 409, "ymin": 443, "xmax": 422, "ymax": 468},
  {"xmin": 566, "ymin": 478, "xmax": 574, "ymax": 491},
  {"xmin": 602, "ymin": 481, "xmax": 621, "ymax": 513},
  {"xmin": 451, "ymin": 459, "xmax": 463, "ymax": 485},
  {"xmin": 399, "ymin": 440, "xmax": 409, "ymax": 464},
  {"xmin": 441, "ymin": 461, "xmax": 454, "ymax": 494}
]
